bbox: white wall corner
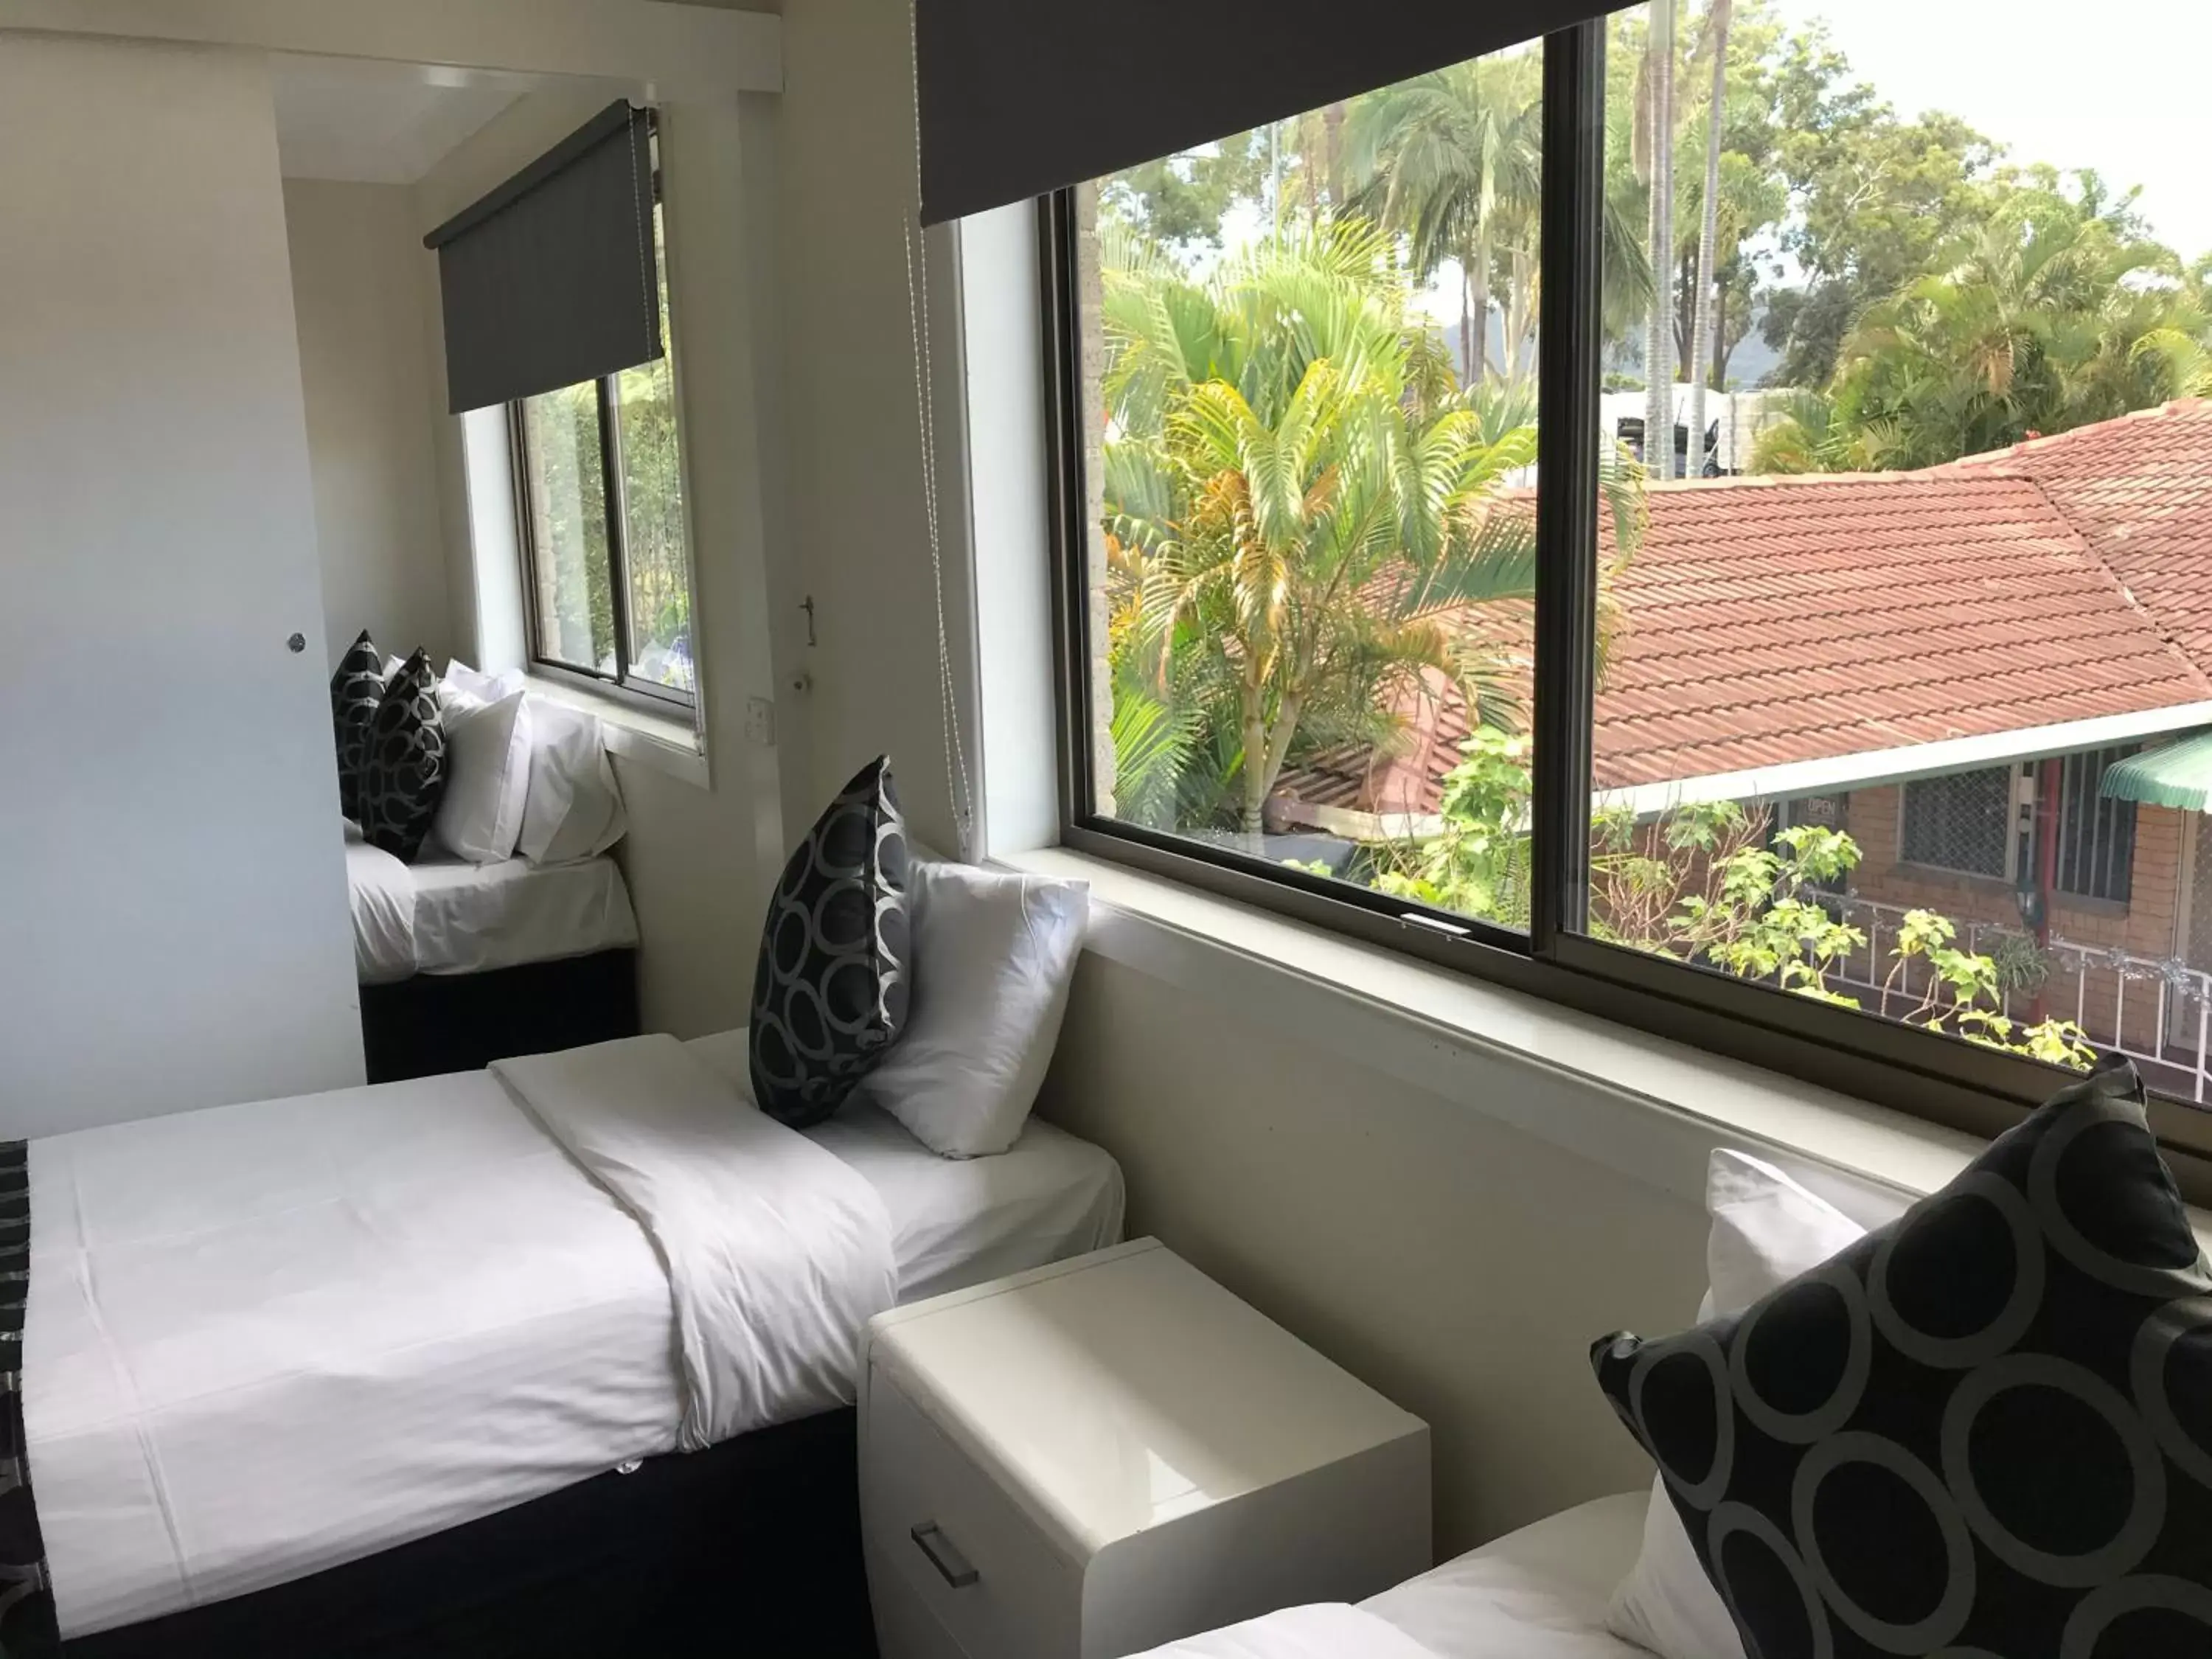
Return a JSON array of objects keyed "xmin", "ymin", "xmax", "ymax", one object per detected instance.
[{"xmin": 458, "ymin": 404, "xmax": 526, "ymax": 673}]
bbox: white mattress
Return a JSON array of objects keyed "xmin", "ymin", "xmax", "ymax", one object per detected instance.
[
  {"xmin": 347, "ymin": 839, "xmax": 639, "ymax": 982},
  {"xmin": 684, "ymin": 1029, "xmax": 1125, "ymax": 1302},
  {"xmin": 1360, "ymin": 1493, "xmax": 1648, "ymax": 1659},
  {"xmin": 27, "ymin": 1034, "xmax": 1122, "ymax": 1637}
]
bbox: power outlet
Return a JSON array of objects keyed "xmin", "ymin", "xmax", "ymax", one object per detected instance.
[{"xmin": 745, "ymin": 696, "xmax": 776, "ymax": 748}]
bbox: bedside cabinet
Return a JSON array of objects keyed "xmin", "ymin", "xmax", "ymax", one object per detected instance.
[{"xmin": 858, "ymin": 1238, "xmax": 1431, "ymax": 1659}]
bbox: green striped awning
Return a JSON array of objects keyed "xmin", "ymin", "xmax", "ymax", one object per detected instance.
[{"xmin": 2102, "ymin": 731, "xmax": 2212, "ymax": 810}]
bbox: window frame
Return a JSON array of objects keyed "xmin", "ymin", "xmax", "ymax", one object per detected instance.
[
  {"xmin": 1896, "ymin": 765, "xmax": 2025, "ymax": 883},
  {"xmin": 1033, "ymin": 18, "xmax": 2212, "ymax": 1187},
  {"xmin": 509, "ymin": 375, "xmax": 695, "ymax": 714},
  {"xmin": 2053, "ymin": 746, "xmax": 2139, "ymax": 905}
]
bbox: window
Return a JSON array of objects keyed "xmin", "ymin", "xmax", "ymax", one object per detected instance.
[
  {"xmin": 2054, "ymin": 748, "xmax": 2138, "ymax": 904},
  {"xmin": 512, "ymin": 187, "xmax": 694, "ymax": 706},
  {"xmin": 1899, "ymin": 768, "xmax": 2020, "ymax": 880},
  {"xmin": 1042, "ymin": 1, "xmax": 2212, "ymax": 1151}
]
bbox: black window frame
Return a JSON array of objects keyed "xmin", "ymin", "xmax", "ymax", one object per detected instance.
[
  {"xmin": 2053, "ymin": 746, "xmax": 2139, "ymax": 905},
  {"xmin": 1034, "ymin": 16, "xmax": 2212, "ymax": 1192},
  {"xmin": 508, "ymin": 158, "xmax": 695, "ymax": 716}
]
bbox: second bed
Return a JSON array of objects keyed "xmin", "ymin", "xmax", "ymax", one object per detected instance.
[{"xmin": 31, "ymin": 1030, "xmax": 1124, "ymax": 1646}]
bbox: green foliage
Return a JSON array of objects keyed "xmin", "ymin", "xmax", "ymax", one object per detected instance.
[
  {"xmin": 1102, "ymin": 135, "xmax": 1271, "ymax": 253},
  {"xmin": 1388, "ymin": 727, "xmax": 2096, "ymax": 1070},
  {"xmin": 1757, "ymin": 178, "xmax": 2211, "ymax": 470},
  {"xmin": 520, "ymin": 382, "xmax": 616, "ymax": 669},
  {"xmin": 1343, "ymin": 52, "xmax": 1547, "ymax": 383},
  {"xmin": 1374, "ymin": 728, "xmax": 1534, "ymax": 926},
  {"xmin": 1101, "ymin": 216, "xmax": 1568, "ymax": 838}
]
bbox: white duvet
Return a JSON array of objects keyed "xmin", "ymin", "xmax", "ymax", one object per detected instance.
[
  {"xmin": 1135, "ymin": 1605, "xmax": 1445, "ymax": 1658},
  {"xmin": 27, "ymin": 1036, "xmax": 897, "ymax": 1639},
  {"xmin": 493, "ymin": 1039, "xmax": 895, "ymax": 1450},
  {"xmin": 1124, "ymin": 1495, "xmax": 1648, "ymax": 1659}
]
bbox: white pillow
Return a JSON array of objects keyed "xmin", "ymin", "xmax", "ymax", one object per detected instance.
[
  {"xmin": 1607, "ymin": 1150, "xmax": 1865, "ymax": 1659},
  {"xmin": 433, "ymin": 684, "xmax": 532, "ymax": 863},
  {"xmin": 516, "ymin": 695, "xmax": 627, "ymax": 866},
  {"xmin": 445, "ymin": 660, "xmax": 524, "ymax": 703},
  {"xmin": 860, "ymin": 861, "xmax": 1089, "ymax": 1157}
]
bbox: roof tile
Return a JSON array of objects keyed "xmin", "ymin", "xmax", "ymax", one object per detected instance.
[{"xmin": 1278, "ymin": 402, "xmax": 2212, "ymax": 818}]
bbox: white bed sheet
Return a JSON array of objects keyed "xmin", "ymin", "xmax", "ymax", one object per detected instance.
[
  {"xmin": 684, "ymin": 1029, "xmax": 1126, "ymax": 1302},
  {"xmin": 1360, "ymin": 1493, "xmax": 1648, "ymax": 1659},
  {"xmin": 347, "ymin": 841, "xmax": 638, "ymax": 983},
  {"xmin": 27, "ymin": 1032, "xmax": 1123, "ymax": 1638},
  {"xmin": 29, "ymin": 1065, "xmax": 679, "ymax": 1637}
]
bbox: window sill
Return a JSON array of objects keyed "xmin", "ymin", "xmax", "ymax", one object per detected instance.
[
  {"xmin": 521, "ymin": 673, "xmax": 709, "ymax": 789},
  {"xmin": 999, "ymin": 845, "xmax": 2212, "ymax": 1248}
]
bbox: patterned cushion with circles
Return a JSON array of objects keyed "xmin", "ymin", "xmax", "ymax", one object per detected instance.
[
  {"xmin": 748, "ymin": 756, "xmax": 911, "ymax": 1129},
  {"xmin": 1593, "ymin": 1060, "xmax": 2212, "ymax": 1659},
  {"xmin": 330, "ymin": 628, "xmax": 384, "ymax": 824},
  {"xmin": 359, "ymin": 649, "xmax": 448, "ymax": 864}
]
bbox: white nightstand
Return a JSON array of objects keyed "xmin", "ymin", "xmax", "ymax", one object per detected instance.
[{"xmin": 858, "ymin": 1238, "xmax": 1431, "ymax": 1659}]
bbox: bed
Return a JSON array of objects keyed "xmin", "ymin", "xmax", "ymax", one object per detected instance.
[
  {"xmin": 29, "ymin": 1030, "xmax": 1124, "ymax": 1656},
  {"xmin": 1135, "ymin": 1492, "xmax": 1648, "ymax": 1659},
  {"xmin": 347, "ymin": 839, "xmax": 642, "ymax": 1082}
]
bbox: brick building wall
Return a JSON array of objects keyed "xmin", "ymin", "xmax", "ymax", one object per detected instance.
[{"xmin": 1840, "ymin": 785, "xmax": 2187, "ymax": 1053}]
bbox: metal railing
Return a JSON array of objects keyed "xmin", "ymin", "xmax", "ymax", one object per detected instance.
[{"xmin": 1823, "ymin": 894, "xmax": 2212, "ymax": 1103}]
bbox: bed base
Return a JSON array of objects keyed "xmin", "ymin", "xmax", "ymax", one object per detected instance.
[
  {"xmin": 65, "ymin": 1406, "xmax": 877, "ymax": 1659},
  {"xmin": 359, "ymin": 947, "xmax": 641, "ymax": 1084}
]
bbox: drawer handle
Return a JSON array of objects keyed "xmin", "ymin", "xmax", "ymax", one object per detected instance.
[{"xmin": 909, "ymin": 1521, "xmax": 979, "ymax": 1589}]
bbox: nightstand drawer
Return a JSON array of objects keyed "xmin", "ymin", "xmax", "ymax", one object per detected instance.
[{"xmin": 863, "ymin": 1370, "xmax": 1082, "ymax": 1659}]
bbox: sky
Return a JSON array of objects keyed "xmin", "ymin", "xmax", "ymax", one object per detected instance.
[
  {"xmin": 1207, "ymin": 0, "xmax": 2212, "ymax": 335},
  {"xmin": 1772, "ymin": 0, "xmax": 2212, "ymax": 259}
]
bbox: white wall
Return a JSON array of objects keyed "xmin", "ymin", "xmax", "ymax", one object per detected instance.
[
  {"xmin": 1040, "ymin": 958, "xmax": 1709, "ymax": 1556},
  {"xmin": 283, "ymin": 178, "xmax": 452, "ymax": 672},
  {"xmin": 777, "ymin": 0, "xmax": 976, "ymax": 855},
  {"xmin": 0, "ymin": 35, "xmax": 363, "ymax": 1137}
]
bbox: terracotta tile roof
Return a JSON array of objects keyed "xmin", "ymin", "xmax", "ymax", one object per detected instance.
[
  {"xmin": 1276, "ymin": 404, "xmax": 2212, "ymax": 821},
  {"xmin": 1947, "ymin": 400, "xmax": 2212, "ymax": 669}
]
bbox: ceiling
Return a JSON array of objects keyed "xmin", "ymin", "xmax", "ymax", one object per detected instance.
[{"xmin": 272, "ymin": 60, "xmax": 524, "ymax": 185}]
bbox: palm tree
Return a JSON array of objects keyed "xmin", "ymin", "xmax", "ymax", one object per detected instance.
[
  {"xmin": 1099, "ymin": 218, "xmax": 1551, "ymax": 841},
  {"xmin": 1684, "ymin": 0, "xmax": 1731, "ymax": 476},
  {"xmin": 1639, "ymin": 0, "xmax": 1679, "ymax": 479},
  {"xmin": 1343, "ymin": 54, "xmax": 1545, "ymax": 387},
  {"xmin": 1815, "ymin": 201, "xmax": 2208, "ymax": 467}
]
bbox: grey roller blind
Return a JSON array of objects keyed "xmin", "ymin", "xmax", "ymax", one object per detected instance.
[
  {"xmin": 917, "ymin": 0, "xmax": 1618, "ymax": 226},
  {"xmin": 425, "ymin": 101, "xmax": 662, "ymax": 414}
]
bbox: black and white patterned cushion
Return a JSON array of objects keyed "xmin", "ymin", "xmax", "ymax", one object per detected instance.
[
  {"xmin": 1593, "ymin": 1061, "xmax": 2212, "ymax": 1658},
  {"xmin": 330, "ymin": 629, "xmax": 383, "ymax": 824},
  {"xmin": 748, "ymin": 757, "xmax": 911, "ymax": 1128},
  {"xmin": 359, "ymin": 649, "xmax": 448, "ymax": 864}
]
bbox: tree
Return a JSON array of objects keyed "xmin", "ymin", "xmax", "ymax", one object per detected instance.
[
  {"xmin": 1760, "ymin": 42, "xmax": 2005, "ymax": 389},
  {"xmin": 1684, "ymin": 0, "xmax": 1732, "ymax": 473},
  {"xmin": 1386, "ymin": 726, "xmax": 2096, "ymax": 1068},
  {"xmin": 1756, "ymin": 178, "xmax": 2210, "ymax": 469},
  {"xmin": 1099, "ymin": 219, "xmax": 1551, "ymax": 841},
  {"xmin": 1344, "ymin": 52, "xmax": 1545, "ymax": 386},
  {"xmin": 1639, "ymin": 0, "xmax": 1680, "ymax": 477},
  {"xmin": 1099, "ymin": 136, "xmax": 1270, "ymax": 254}
]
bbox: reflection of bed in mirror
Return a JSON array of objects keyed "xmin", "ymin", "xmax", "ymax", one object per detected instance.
[{"xmin": 347, "ymin": 838, "xmax": 641, "ymax": 1081}]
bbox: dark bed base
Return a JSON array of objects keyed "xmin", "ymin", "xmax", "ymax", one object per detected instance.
[
  {"xmin": 359, "ymin": 948, "xmax": 641, "ymax": 1084},
  {"xmin": 66, "ymin": 1408, "xmax": 878, "ymax": 1659}
]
